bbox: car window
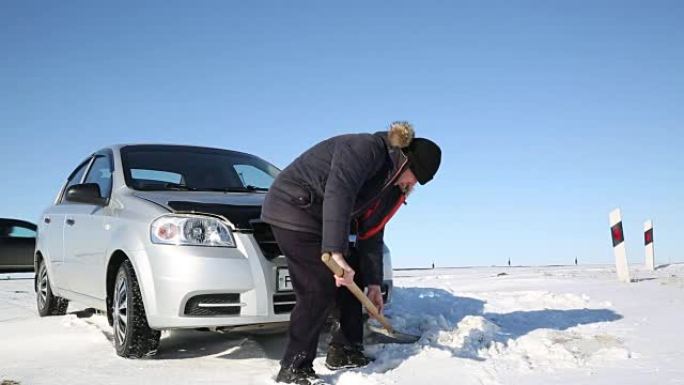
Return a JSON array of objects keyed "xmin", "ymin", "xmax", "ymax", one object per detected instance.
[
  {"xmin": 121, "ymin": 146, "xmax": 279, "ymax": 192},
  {"xmin": 84, "ymin": 155, "xmax": 113, "ymax": 198},
  {"xmin": 61, "ymin": 158, "xmax": 92, "ymax": 202},
  {"xmin": 0, "ymin": 224, "xmax": 36, "ymax": 238},
  {"xmin": 131, "ymin": 169, "xmax": 184, "ymax": 185},
  {"xmin": 233, "ymin": 164, "xmax": 273, "ymax": 190},
  {"xmin": 8, "ymin": 226, "xmax": 36, "ymax": 238}
]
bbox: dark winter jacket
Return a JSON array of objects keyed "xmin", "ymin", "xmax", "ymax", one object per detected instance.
[{"xmin": 261, "ymin": 131, "xmax": 408, "ymax": 285}]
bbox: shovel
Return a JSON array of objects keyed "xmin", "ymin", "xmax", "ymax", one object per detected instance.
[{"xmin": 321, "ymin": 252, "xmax": 421, "ymax": 344}]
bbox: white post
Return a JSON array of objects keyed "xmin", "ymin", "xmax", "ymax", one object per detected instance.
[
  {"xmin": 644, "ymin": 220, "xmax": 655, "ymax": 271},
  {"xmin": 609, "ymin": 208, "xmax": 631, "ymax": 283}
]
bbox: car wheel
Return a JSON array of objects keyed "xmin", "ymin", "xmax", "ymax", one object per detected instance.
[
  {"xmin": 36, "ymin": 260, "xmax": 69, "ymax": 317},
  {"xmin": 112, "ymin": 260, "xmax": 161, "ymax": 358}
]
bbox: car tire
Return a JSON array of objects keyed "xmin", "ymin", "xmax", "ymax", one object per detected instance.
[
  {"xmin": 36, "ymin": 260, "xmax": 69, "ymax": 317},
  {"xmin": 112, "ymin": 260, "xmax": 161, "ymax": 358}
]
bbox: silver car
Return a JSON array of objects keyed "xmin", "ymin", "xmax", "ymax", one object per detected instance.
[{"xmin": 35, "ymin": 144, "xmax": 393, "ymax": 358}]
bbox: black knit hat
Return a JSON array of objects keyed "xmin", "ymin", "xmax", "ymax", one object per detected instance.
[{"xmin": 403, "ymin": 138, "xmax": 441, "ymax": 185}]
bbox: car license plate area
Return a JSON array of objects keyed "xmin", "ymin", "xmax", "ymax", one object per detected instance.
[{"xmin": 277, "ymin": 267, "xmax": 293, "ymax": 292}]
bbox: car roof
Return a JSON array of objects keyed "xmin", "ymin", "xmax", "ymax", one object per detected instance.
[{"xmin": 104, "ymin": 144, "xmax": 258, "ymax": 158}]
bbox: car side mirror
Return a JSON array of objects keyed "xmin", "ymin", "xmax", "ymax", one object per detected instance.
[{"xmin": 65, "ymin": 183, "xmax": 107, "ymax": 206}]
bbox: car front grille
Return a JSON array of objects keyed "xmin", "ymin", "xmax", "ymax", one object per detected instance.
[
  {"xmin": 184, "ymin": 293, "xmax": 242, "ymax": 317},
  {"xmin": 250, "ymin": 220, "xmax": 282, "ymax": 260},
  {"xmin": 273, "ymin": 292, "xmax": 296, "ymax": 314}
]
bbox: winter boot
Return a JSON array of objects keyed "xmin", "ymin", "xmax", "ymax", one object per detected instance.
[
  {"xmin": 275, "ymin": 366, "xmax": 328, "ymax": 385},
  {"xmin": 325, "ymin": 343, "xmax": 373, "ymax": 370}
]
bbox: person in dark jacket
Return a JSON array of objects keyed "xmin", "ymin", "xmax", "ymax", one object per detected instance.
[{"xmin": 262, "ymin": 122, "xmax": 441, "ymax": 385}]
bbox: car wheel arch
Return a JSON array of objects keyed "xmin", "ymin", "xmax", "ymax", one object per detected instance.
[
  {"xmin": 34, "ymin": 251, "xmax": 45, "ymax": 292},
  {"xmin": 105, "ymin": 250, "xmax": 130, "ymax": 326},
  {"xmin": 105, "ymin": 248, "xmax": 156, "ymax": 328}
]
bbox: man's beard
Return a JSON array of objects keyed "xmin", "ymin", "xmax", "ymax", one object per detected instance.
[{"xmin": 400, "ymin": 184, "xmax": 414, "ymax": 196}]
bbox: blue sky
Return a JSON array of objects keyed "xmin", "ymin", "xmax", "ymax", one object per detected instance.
[{"xmin": 1, "ymin": 1, "xmax": 682, "ymax": 268}]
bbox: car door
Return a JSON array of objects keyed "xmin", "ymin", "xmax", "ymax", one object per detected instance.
[
  {"xmin": 41, "ymin": 158, "xmax": 93, "ymax": 290},
  {"xmin": 5, "ymin": 220, "xmax": 37, "ymax": 269},
  {"xmin": 0, "ymin": 220, "xmax": 36, "ymax": 271},
  {"xmin": 62, "ymin": 153, "xmax": 113, "ymax": 299},
  {"xmin": 0, "ymin": 220, "xmax": 19, "ymax": 271}
]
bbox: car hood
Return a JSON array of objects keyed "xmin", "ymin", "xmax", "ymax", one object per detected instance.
[
  {"xmin": 132, "ymin": 190, "xmax": 266, "ymax": 230},
  {"xmin": 132, "ymin": 190, "xmax": 267, "ymax": 207}
]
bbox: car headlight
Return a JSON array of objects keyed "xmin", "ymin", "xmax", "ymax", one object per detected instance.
[{"xmin": 150, "ymin": 214, "xmax": 236, "ymax": 247}]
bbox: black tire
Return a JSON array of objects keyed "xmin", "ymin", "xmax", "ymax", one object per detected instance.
[
  {"xmin": 36, "ymin": 260, "xmax": 69, "ymax": 317},
  {"xmin": 112, "ymin": 260, "xmax": 161, "ymax": 358}
]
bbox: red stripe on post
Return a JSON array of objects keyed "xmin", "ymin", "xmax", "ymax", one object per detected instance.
[
  {"xmin": 611, "ymin": 222, "xmax": 624, "ymax": 247},
  {"xmin": 644, "ymin": 228, "xmax": 653, "ymax": 246}
]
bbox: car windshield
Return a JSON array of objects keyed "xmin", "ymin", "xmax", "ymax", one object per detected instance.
[{"xmin": 121, "ymin": 145, "xmax": 280, "ymax": 192}]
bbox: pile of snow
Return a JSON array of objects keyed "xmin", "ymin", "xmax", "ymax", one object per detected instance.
[{"xmin": 351, "ymin": 287, "xmax": 628, "ymax": 378}]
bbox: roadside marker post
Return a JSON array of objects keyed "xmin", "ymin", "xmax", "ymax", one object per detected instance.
[
  {"xmin": 609, "ymin": 208, "xmax": 631, "ymax": 283},
  {"xmin": 644, "ymin": 220, "xmax": 655, "ymax": 271}
]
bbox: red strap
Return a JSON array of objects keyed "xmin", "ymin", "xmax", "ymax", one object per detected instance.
[
  {"xmin": 358, "ymin": 194, "xmax": 406, "ymax": 240},
  {"xmin": 361, "ymin": 200, "xmax": 381, "ymax": 221}
]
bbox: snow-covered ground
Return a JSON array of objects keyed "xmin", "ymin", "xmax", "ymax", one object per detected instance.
[{"xmin": 2, "ymin": 264, "xmax": 683, "ymax": 385}]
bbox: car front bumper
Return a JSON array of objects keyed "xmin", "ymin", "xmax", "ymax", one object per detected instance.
[{"xmin": 130, "ymin": 232, "xmax": 293, "ymax": 330}]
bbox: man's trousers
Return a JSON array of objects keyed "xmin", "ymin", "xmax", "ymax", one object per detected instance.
[{"xmin": 271, "ymin": 226, "xmax": 364, "ymax": 369}]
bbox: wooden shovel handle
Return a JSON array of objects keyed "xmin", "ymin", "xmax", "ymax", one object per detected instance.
[{"xmin": 321, "ymin": 252, "xmax": 394, "ymax": 333}]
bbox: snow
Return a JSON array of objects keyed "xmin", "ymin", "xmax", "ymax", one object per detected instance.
[{"xmin": 2, "ymin": 264, "xmax": 684, "ymax": 384}]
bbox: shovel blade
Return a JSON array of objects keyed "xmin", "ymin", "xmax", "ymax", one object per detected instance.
[{"xmin": 367, "ymin": 323, "xmax": 421, "ymax": 344}]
